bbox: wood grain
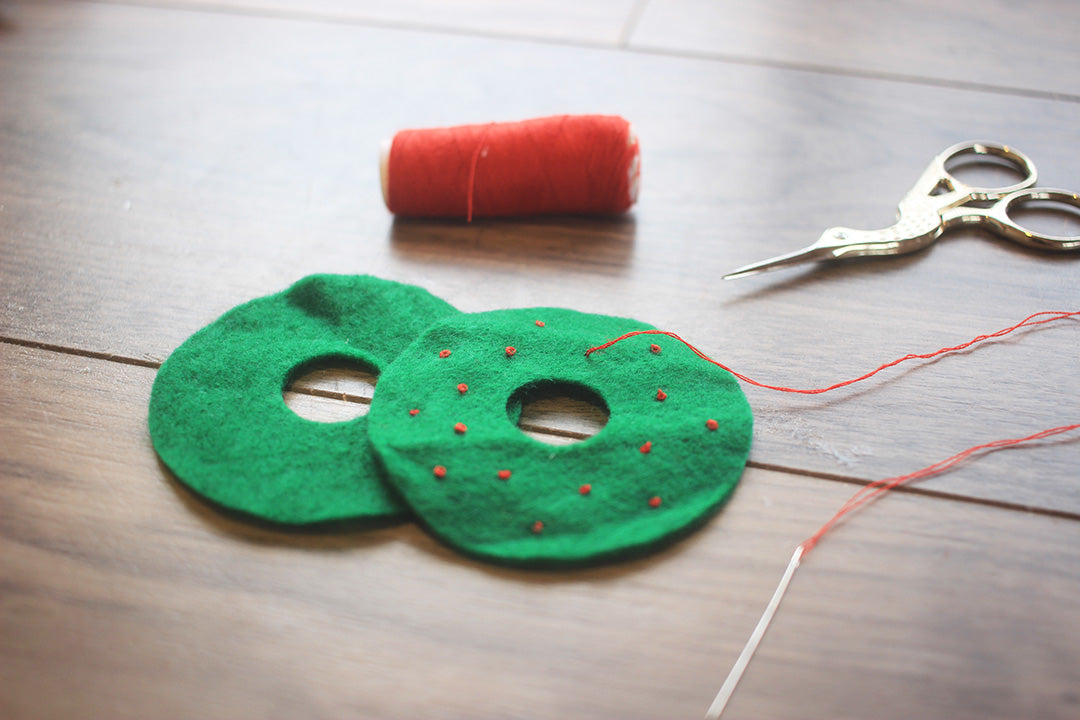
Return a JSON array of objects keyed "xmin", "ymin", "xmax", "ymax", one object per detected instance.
[
  {"xmin": 3, "ymin": 2, "xmax": 1080, "ymax": 717},
  {"xmin": 96, "ymin": 0, "xmax": 642, "ymax": 45},
  {"xmin": 2, "ymin": 343, "xmax": 1079, "ymax": 720},
  {"xmin": 631, "ymin": 0, "xmax": 1080, "ymax": 98},
  {"xmin": 1, "ymin": 1, "xmax": 1078, "ymax": 514}
]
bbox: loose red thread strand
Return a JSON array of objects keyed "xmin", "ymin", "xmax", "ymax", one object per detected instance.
[
  {"xmin": 584, "ymin": 308, "xmax": 1080, "ymax": 549},
  {"xmin": 585, "ymin": 310, "xmax": 1079, "ymax": 394},
  {"xmin": 707, "ymin": 421, "xmax": 1080, "ymax": 719},
  {"xmin": 801, "ymin": 422, "xmax": 1080, "ymax": 555},
  {"xmin": 587, "ymin": 310, "xmax": 1079, "ymax": 549},
  {"xmin": 697, "ymin": 311, "xmax": 1079, "ymax": 718}
]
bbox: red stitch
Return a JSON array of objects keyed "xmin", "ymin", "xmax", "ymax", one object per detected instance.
[
  {"xmin": 438, "ymin": 349, "xmax": 451, "ymax": 358},
  {"xmin": 433, "ymin": 465, "xmax": 447, "ymax": 479},
  {"xmin": 457, "ymin": 382, "xmax": 468, "ymax": 394},
  {"xmin": 639, "ymin": 440, "xmax": 653, "ymax": 454},
  {"xmin": 579, "ymin": 483, "xmax": 592, "ymax": 495},
  {"xmin": 535, "ymin": 320, "xmax": 545, "ymax": 327},
  {"xmin": 531, "ymin": 520, "xmax": 544, "ymax": 534},
  {"xmin": 409, "ymin": 408, "xmax": 420, "ymax": 416},
  {"xmin": 505, "ymin": 346, "xmax": 516, "ymax": 357},
  {"xmin": 649, "ymin": 343, "xmax": 661, "ymax": 354},
  {"xmin": 656, "ymin": 388, "xmax": 667, "ymax": 401},
  {"xmin": 454, "ymin": 422, "xmax": 467, "ymax": 434},
  {"xmin": 497, "ymin": 469, "xmax": 512, "ymax": 480},
  {"xmin": 648, "ymin": 496, "xmax": 662, "ymax": 508},
  {"xmin": 706, "ymin": 418, "xmax": 719, "ymax": 431}
]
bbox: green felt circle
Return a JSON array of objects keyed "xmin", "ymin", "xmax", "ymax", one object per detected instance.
[
  {"xmin": 367, "ymin": 307, "xmax": 753, "ymax": 565},
  {"xmin": 148, "ymin": 274, "xmax": 459, "ymax": 524}
]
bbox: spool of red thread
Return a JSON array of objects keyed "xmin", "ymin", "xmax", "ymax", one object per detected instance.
[{"xmin": 380, "ymin": 114, "xmax": 641, "ymax": 220}]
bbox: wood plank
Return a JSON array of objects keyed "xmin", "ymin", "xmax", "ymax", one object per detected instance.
[
  {"xmin": 630, "ymin": 0, "xmax": 1080, "ymax": 98},
  {"xmin": 2, "ymin": 343, "xmax": 1079, "ymax": 719},
  {"xmin": 95, "ymin": 0, "xmax": 641, "ymax": 45},
  {"xmin": 1, "ymin": 0, "xmax": 1079, "ymax": 514}
]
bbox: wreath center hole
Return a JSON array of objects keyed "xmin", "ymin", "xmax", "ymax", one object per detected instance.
[
  {"xmin": 507, "ymin": 381, "xmax": 609, "ymax": 445},
  {"xmin": 284, "ymin": 357, "xmax": 378, "ymax": 423}
]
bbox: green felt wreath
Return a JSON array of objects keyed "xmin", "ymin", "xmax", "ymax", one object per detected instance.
[
  {"xmin": 367, "ymin": 307, "xmax": 753, "ymax": 565},
  {"xmin": 148, "ymin": 274, "xmax": 459, "ymax": 524}
]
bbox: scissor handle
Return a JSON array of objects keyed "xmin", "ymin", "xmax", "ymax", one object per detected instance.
[
  {"xmin": 974, "ymin": 187, "xmax": 1080, "ymax": 251},
  {"xmin": 929, "ymin": 141, "xmax": 1039, "ymax": 201}
]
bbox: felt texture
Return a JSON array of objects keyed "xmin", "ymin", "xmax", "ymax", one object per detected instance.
[
  {"xmin": 148, "ymin": 274, "xmax": 459, "ymax": 524},
  {"xmin": 367, "ymin": 307, "xmax": 753, "ymax": 566}
]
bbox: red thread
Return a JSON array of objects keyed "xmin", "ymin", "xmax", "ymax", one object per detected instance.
[
  {"xmin": 585, "ymin": 311, "xmax": 1080, "ymax": 394},
  {"xmin": 535, "ymin": 320, "xmax": 545, "ymax": 327},
  {"xmin": 656, "ymin": 388, "xmax": 668, "ymax": 401},
  {"xmin": 439, "ymin": 349, "xmax": 451, "ymax": 359},
  {"xmin": 457, "ymin": 383, "xmax": 468, "ymax": 394},
  {"xmin": 706, "ymin": 418, "xmax": 719, "ymax": 431},
  {"xmin": 409, "ymin": 408, "xmax": 420, "ymax": 416},
  {"xmin": 505, "ymin": 346, "xmax": 516, "ymax": 357},
  {"xmin": 385, "ymin": 115, "xmax": 640, "ymax": 220},
  {"xmin": 433, "ymin": 465, "xmax": 447, "ymax": 479},
  {"xmin": 579, "ymin": 483, "xmax": 592, "ymax": 495},
  {"xmin": 454, "ymin": 422, "xmax": 467, "ymax": 434},
  {"xmin": 531, "ymin": 520, "xmax": 544, "ymax": 534},
  {"xmin": 640, "ymin": 440, "xmax": 653, "ymax": 454},
  {"xmin": 649, "ymin": 343, "xmax": 661, "ymax": 354},
  {"xmin": 648, "ymin": 496, "xmax": 662, "ymax": 508},
  {"xmin": 498, "ymin": 469, "xmax": 512, "ymax": 480},
  {"xmin": 801, "ymin": 422, "xmax": 1080, "ymax": 555}
]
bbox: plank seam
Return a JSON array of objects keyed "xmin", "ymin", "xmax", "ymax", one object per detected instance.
[
  {"xmin": 5, "ymin": 335, "xmax": 1077, "ymax": 523},
  {"xmin": 72, "ymin": 0, "xmax": 1080, "ymax": 104},
  {"xmin": 747, "ymin": 459, "xmax": 1080, "ymax": 523}
]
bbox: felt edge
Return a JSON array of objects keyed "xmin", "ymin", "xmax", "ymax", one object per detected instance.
[
  {"xmin": 367, "ymin": 306, "xmax": 754, "ymax": 567},
  {"xmin": 148, "ymin": 273, "xmax": 461, "ymax": 525}
]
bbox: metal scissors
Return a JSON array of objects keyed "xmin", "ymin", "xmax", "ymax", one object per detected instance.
[{"xmin": 723, "ymin": 141, "xmax": 1080, "ymax": 280}]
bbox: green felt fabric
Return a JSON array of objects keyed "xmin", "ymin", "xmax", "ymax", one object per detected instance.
[
  {"xmin": 148, "ymin": 274, "xmax": 459, "ymax": 524},
  {"xmin": 367, "ymin": 307, "xmax": 753, "ymax": 566}
]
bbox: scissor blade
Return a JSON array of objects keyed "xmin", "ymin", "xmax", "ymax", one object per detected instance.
[{"xmin": 722, "ymin": 244, "xmax": 836, "ymax": 280}]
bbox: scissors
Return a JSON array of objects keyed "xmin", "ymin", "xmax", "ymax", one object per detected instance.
[{"xmin": 723, "ymin": 141, "xmax": 1080, "ymax": 280}]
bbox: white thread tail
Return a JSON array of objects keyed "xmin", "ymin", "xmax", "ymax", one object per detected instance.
[{"xmin": 705, "ymin": 545, "xmax": 804, "ymax": 719}]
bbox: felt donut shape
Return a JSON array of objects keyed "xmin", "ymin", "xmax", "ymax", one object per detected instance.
[
  {"xmin": 148, "ymin": 274, "xmax": 459, "ymax": 524},
  {"xmin": 367, "ymin": 307, "xmax": 753, "ymax": 565}
]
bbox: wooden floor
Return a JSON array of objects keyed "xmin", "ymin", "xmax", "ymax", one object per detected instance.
[{"xmin": 3, "ymin": 1, "xmax": 1080, "ymax": 718}]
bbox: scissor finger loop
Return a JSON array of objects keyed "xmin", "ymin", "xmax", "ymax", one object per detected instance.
[
  {"xmin": 931, "ymin": 141, "xmax": 1038, "ymax": 201},
  {"xmin": 966, "ymin": 187, "xmax": 1080, "ymax": 251}
]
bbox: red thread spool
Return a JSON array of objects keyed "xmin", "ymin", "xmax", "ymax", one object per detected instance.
[{"xmin": 381, "ymin": 114, "xmax": 641, "ymax": 220}]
